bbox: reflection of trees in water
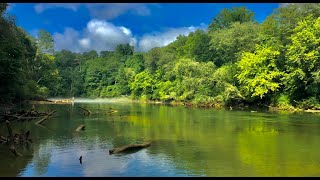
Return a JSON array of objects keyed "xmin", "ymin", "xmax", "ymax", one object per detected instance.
[
  {"xmin": 32, "ymin": 140, "xmax": 53, "ymax": 176},
  {"xmin": 102, "ymin": 105, "xmax": 320, "ymax": 176},
  {"xmin": 238, "ymin": 119, "xmax": 320, "ymax": 176},
  {"xmin": 3, "ymin": 103, "xmax": 320, "ymax": 176},
  {"xmin": 0, "ymin": 145, "xmax": 34, "ymax": 177}
]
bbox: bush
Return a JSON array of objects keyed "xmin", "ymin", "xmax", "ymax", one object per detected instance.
[
  {"xmin": 297, "ymin": 97, "xmax": 320, "ymax": 110},
  {"xmin": 276, "ymin": 94, "xmax": 295, "ymax": 110}
]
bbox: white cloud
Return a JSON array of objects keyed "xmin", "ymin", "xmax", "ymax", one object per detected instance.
[
  {"xmin": 137, "ymin": 23, "xmax": 207, "ymax": 52},
  {"xmin": 34, "ymin": 3, "xmax": 153, "ymax": 20},
  {"xmin": 52, "ymin": 18, "xmax": 207, "ymax": 53},
  {"xmin": 53, "ymin": 19, "xmax": 137, "ymax": 53},
  {"xmin": 34, "ymin": 3, "xmax": 81, "ymax": 14}
]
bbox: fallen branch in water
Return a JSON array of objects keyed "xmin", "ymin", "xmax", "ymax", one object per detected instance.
[
  {"xmin": 9, "ymin": 145, "xmax": 23, "ymax": 156},
  {"xmin": 5, "ymin": 121, "xmax": 28, "ymax": 156},
  {"xmin": 79, "ymin": 106, "xmax": 91, "ymax": 116},
  {"xmin": 35, "ymin": 110, "xmax": 56, "ymax": 125},
  {"xmin": 0, "ymin": 109, "xmax": 54, "ymax": 123},
  {"xmin": 75, "ymin": 124, "xmax": 85, "ymax": 132},
  {"xmin": 109, "ymin": 142, "xmax": 151, "ymax": 155}
]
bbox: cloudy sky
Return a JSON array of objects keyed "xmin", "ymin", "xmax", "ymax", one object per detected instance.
[{"xmin": 7, "ymin": 3, "xmax": 279, "ymax": 53}]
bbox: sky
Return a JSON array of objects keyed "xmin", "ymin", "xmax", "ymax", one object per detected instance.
[{"xmin": 6, "ymin": 3, "xmax": 280, "ymax": 53}]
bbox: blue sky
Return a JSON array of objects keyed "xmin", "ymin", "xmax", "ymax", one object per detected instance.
[{"xmin": 7, "ymin": 3, "xmax": 280, "ymax": 52}]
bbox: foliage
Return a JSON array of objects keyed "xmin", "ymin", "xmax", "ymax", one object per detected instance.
[
  {"xmin": 237, "ymin": 45, "xmax": 284, "ymax": 99},
  {"xmin": 208, "ymin": 6, "xmax": 255, "ymax": 32},
  {"xmin": 2, "ymin": 3, "xmax": 320, "ymax": 109},
  {"xmin": 209, "ymin": 21, "xmax": 261, "ymax": 66}
]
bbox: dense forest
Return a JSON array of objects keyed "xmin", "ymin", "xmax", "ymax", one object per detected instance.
[{"xmin": 1, "ymin": 3, "xmax": 320, "ymax": 110}]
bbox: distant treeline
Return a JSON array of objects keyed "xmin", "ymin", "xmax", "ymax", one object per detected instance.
[{"xmin": 1, "ymin": 3, "xmax": 320, "ymax": 110}]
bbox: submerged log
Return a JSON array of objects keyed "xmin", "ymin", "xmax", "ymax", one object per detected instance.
[
  {"xmin": 35, "ymin": 110, "xmax": 56, "ymax": 125},
  {"xmin": 6, "ymin": 121, "xmax": 13, "ymax": 140},
  {"xmin": 9, "ymin": 145, "xmax": 22, "ymax": 156},
  {"xmin": 0, "ymin": 108, "xmax": 55, "ymax": 123},
  {"xmin": 79, "ymin": 106, "xmax": 91, "ymax": 116},
  {"xmin": 75, "ymin": 124, "xmax": 85, "ymax": 132},
  {"xmin": 109, "ymin": 142, "xmax": 151, "ymax": 155}
]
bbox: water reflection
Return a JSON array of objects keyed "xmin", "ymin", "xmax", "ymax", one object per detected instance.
[{"xmin": 0, "ymin": 100, "xmax": 320, "ymax": 176}]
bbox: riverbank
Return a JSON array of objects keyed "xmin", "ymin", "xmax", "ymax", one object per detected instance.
[
  {"xmin": 131, "ymin": 98, "xmax": 320, "ymax": 113},
  {"xmin": 2, "ymin": 97, "xmax": 320, "ymax": 114}
]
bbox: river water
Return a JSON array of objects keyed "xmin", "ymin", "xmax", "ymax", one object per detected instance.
[{"xmin": 1, "ymin": 98, "xmax": 320, "ymax": 176}]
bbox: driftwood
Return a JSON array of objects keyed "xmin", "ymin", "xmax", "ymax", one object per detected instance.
[
  {"xmin": 35, "ymin": 110, "xmax": 56, "ymax": 124},
  {"xmin": 79, "ymin": 106, "xmax": 91, "ymax": 116},
  {"xmin": 35, "ymin": 123, "xmax": 54, "ymax": 132},
  {"xmin": 109, "ymin": 142, "xmax": 151, "ymax": 155},
  {"xmin": 75, "ymin": 124, "xmax": 85, "ymax": 132},
  {"xmin": 0, "ymin": 109, "xmax": 54, "ymax": 123}
]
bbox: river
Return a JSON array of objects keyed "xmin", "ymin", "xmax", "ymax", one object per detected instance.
[{"xmin": 1, "ymin": 98, "xmax": 320, "ymax": 176}]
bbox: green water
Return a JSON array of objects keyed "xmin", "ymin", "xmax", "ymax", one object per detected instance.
[{"xmin": 1, "ymin": 100, "xmax": 320, "ymax": 177}]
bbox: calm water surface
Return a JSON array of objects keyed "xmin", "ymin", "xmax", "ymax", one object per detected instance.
[{"xmin": 1, "ymin": 98, "xmax": 320, "ymax": 177}]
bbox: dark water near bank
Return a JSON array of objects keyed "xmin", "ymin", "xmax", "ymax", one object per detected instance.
[{"xmin": 1, "ymin": 99, "xmax": 320, "ymax": 176}]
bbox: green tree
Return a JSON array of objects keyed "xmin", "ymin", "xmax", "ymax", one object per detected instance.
[
  {"xmin": 237, "ymin": 45, "xmax": 284, "ymax": 99},
  {"xmin": 208, "ymin": 6, "xmax": 255, "ymax": 32},
  {"xmin": 209, "ymin": 21, "xmax": 261, "ymax": 67},
  {"xmin": 37, "ymin": 29, "xmax": 54, "ymax": 54},
  {"xmin": 284, "ymin": 16, "xmax": 320, "ymax": 101},
  {"xmin": 183, "ymin": 29, "xmax": 213, "ymax": 62}
]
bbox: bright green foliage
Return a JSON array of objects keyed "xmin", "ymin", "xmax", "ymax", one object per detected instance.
[
  {"xmin": 237, "ymin": 45, "xmax": 284, "ymax": 99},
  {"xmin": 130, "ymin": 71, "xmax": 154, "ymax": 99},
  {"xmin": 209, "ymin": 6, "xmax": 255, "ymax": 32},
  {"xmin": 274, "ymin": 3, "xmax": 320, "ymax": 46},
  {"xmin": 172, "ymin": 58, "xmax": 216, "ymax": 102},
  {"xmin": 285, "ymin": 16, "xmax": 320, "ymax": 101}
]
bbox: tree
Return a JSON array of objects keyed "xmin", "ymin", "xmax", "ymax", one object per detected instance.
[
  {"xmin": 237, "ymin": 45, "xmax": 284, "ymax": 99},
  {"xmin": 125, "ymin": 53, "xmax": 145, "ymax": 73},
  {"xmin": 183, "ymin": 29, "xmax": 213, "ymax": 62},
  {"xmin": 115, "ymin": 43, "xmax": 134, "ymax": 56},
  {"xmin": 0, "ymin": 3, "xmax": 8, "ymax": 14},
  {"xmin": 0, "ymin": 4, "xmax": 38, "ymax": 101},
  {"xmin": 284, "ymin": 15, "xmax": 320, "ymax": 101},
  {"xmin": 37, "ymin": 29, "xmax": 54, "ymax": 54},
  {"xmin": 144, "ymin": 47, "xmax": 161, "ymax": 73},
  {"xmin": 208, "ymin": 6, "xmax": 255, "ymax": 32},
  {"xmin": 209, "ymin": 21, "xmax": 261, "ymax": 67}
]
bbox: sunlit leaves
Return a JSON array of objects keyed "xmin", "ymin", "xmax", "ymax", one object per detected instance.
[{"xmin": 237, "ymin": 45, "xmax": 284, "ymax": 99}]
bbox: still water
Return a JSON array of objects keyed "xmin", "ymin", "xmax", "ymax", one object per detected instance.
[{"xmin": 1, "ymin": 99, "xmax": 320, "ymax": 177}]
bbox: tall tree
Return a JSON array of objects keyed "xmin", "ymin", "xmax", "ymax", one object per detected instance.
[{"xmin": 208, "ymin": 6, "xmax": 255, "ymax": 32}]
